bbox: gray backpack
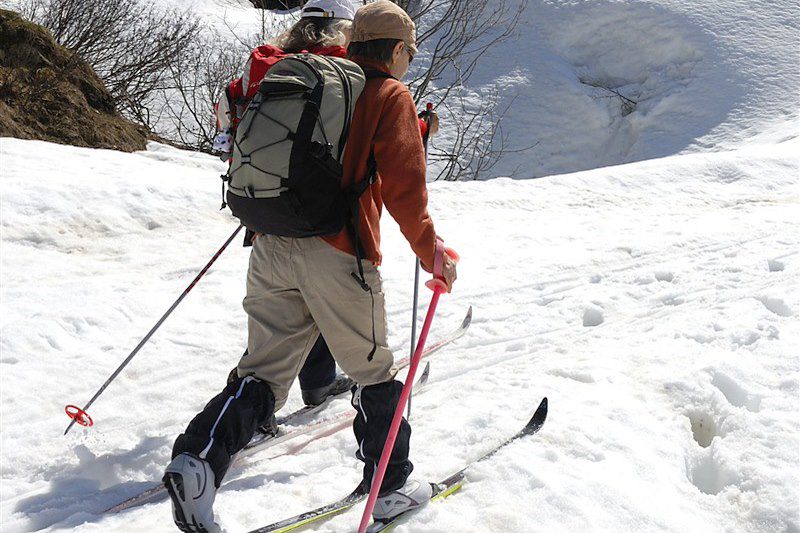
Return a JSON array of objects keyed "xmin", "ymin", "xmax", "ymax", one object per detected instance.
[{"xmin": 223, "ymin": 53, "xmax": 366, "ymax": 237}]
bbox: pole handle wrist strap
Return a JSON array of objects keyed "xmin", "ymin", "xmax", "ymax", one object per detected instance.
[{"xmin": 425, "ymin": 236, "xmax": 459, "ymax": 291}]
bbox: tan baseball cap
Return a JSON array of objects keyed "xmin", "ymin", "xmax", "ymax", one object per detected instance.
[{"xmin": 351, "ymin": 0, "xmax": 417, "ymax": 55}]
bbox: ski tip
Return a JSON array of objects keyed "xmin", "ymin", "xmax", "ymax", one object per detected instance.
[
  {"xmin": 524, "ymin": 397, "xmax": 548, "ymax": 435},
  {"xmin": 462, "ymin": 306, "xmax": 473, "ymax": 328},
  {"xmin": 419, "ymin": 361, "xmax": 431, "ymax": 384}
]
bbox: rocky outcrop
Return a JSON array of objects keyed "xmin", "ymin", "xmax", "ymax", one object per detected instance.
[{"xmin": 0, "ymin": 9, "xmax": 147, "ymax": 151}]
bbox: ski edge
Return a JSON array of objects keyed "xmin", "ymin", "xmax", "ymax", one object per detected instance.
[
  {"xmin": 365, "ymin": 396, "xmax": 548, "ymax": 533},
  {"xmin": 257, "ymin": 491, "xmax": 366, "ymax": 533}
]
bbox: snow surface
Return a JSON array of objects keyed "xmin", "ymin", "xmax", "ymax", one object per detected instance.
[
  {"xmin": 1, "ymin": 0, "xmax": 799, "ymax": 532},
  {"xmin": 462, "ymin": 0, "xmax": 800, "ymax": 177}
]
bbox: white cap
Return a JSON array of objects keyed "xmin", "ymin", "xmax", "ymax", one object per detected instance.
[{"xmin": 301, "ymin": 0, "xmax": 356, "ymax": 21}]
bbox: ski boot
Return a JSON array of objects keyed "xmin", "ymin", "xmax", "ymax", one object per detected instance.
[
  {"xmin": 163, "ymin": 453, "xmax": 220, "ymax": 533},
  {"xmin": 372, "ymin": 479, "xmax": 434, "ymax": 522},
  {"xmin": 301, "ymin": 373, "xmax": 355, "ymax": 406}
]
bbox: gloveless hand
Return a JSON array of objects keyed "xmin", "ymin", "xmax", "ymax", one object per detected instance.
[{"xmin": 441, "ymin": 249, "xmax": 457, "ymax": 292}]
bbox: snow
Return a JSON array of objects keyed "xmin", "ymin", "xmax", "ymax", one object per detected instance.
[
  {"xmin": 1, "ymin": 0, "xmax": 799, "ymax": 532},
  {"xmin": 459, "ymin": 0, "xmax": 800, "ymax": 178}
]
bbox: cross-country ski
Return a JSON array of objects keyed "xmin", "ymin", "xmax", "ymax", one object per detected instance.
[{"xmin": 249, "ymin": 398, "xmax": 548, "ymax": 533}]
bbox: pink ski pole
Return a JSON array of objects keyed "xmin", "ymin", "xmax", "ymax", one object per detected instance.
[{"xmin": 357, "ymin": 241, "xmax": 457, "ymax": 533}]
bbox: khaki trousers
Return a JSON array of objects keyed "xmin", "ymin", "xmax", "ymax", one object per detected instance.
[{"xmin": 237, "ymin": 235, "xmax": 397, "ymax": 410}]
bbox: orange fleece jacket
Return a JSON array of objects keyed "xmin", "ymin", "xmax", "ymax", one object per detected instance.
[{"xmin": 322, "ymin": 58, "xmax": 437, "ymax": 269}]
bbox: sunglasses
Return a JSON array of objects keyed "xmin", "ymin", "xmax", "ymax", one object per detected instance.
[{"xmin": 404, "ymin": 44, "xmax": 415, "ymax": 64}]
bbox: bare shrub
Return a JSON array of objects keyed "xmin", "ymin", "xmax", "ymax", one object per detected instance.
[
  {"xmin": 19, "ymin": 0, "xmax": 534, "ymax": 171},
  {"xmin": 159, "ymin": 35, "xmax": 248, "ymax": 151},
  {"xmin": 21, "ymin": 0, "xmax": 200, "ymax": 128},
  {"xmin": 248, "ymin": 0, "xmax": 304, "ymax": 8},
  {"xmin": 157, "ymin": 8, "xmax": 293, "ymax": 151},
  {"xmin": 429, "ymin": 88, "xmax": 539, "ymax": 181},
  {"xmin": 397, "ymin": 0, "xmax": 533, "ymax": 180},
  {"xmin": 579, "ymin": 76, "xmax": 639, "ymax": 116},
  {"xmin": 214, "ymin": 0, "xmax": 532, "ymax": 178}
]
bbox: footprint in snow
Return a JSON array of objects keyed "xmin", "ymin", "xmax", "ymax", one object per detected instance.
[
  {"xmin": 711, "ymin": 371, "xmax": 761, "ymax": 412},
  {"xmin": 548, "ymin": 368, "xmax": 595, "ymax": 384},
  {"xmin": 729, "ymin": 329, "xmax": 760, "ymax": 347},
  {"xmin": 686, "ymin": 448, "xmax": 730, "ymax": 496},
  {"xmin": 686, "ymin": 409, "xmax": 724, "ymax": 449},
  {"xmin": 658, "ymin": 292, "xmax": 685, "ymax": 306}
]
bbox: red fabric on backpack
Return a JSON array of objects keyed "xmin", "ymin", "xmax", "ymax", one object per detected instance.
[
  {"xmin": 219, "ymin": 45, "xmax": 348, "ymax": 130},
  {"xmin": 216, "ymin": 44, "xmax": 430, "ymax": 137}
]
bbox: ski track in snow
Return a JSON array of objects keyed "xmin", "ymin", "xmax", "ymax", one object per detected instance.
[
  {"xmin": 1, "ymin": 0, "xmax": 799, "ymax": 532},
  {"xmin": 1, "ymin": 136, "xmax": 797, "ymax": 532}
]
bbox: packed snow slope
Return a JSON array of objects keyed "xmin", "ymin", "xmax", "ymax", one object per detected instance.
[
  {"xmin": 1, "ymin": 131, "xmax": 798, "ymax": 532},
  {"xmin": 1, "ymin": 0, "xmax": 799, "ymax": 532}
]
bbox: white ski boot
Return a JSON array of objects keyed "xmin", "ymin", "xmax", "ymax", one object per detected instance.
[
  {"xmin": 372, "ymin": 479, "xmax": 434, "ymax": 521},
  {"xmin": 163, "ymin": 453, "xmax": 221, "ymax": 533}
]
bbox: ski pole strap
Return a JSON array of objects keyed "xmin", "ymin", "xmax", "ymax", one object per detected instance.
[
  {"xmin": 432, "ymin": 236, "xmax": 445, "ymax": 280},
  {"xmin": 425, "ymin": 237, "xmax": 460, "ymax": 292},
  {"xmin": 425, "ymin": 237, "xmax": 446, "ymax": 291}
]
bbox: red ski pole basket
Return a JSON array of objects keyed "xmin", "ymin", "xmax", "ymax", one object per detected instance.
[{"xmin": 65, "ymin": 405, "xmax": 93, "ymax": 428}]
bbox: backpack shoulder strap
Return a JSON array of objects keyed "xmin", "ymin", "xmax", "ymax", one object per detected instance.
[{"xmin": 362, "ymin": 68, "xmax": 396, "ymax": 81}]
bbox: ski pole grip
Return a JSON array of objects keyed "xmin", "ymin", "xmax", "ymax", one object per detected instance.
[{"xmin": 425, "ymin": 237, "xmax": 459, "ymax": 291}]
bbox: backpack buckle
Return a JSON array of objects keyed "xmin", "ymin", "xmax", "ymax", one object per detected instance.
[{"xmin": 309, "ymin": 141, "xmax": 331, "ymax": 159}]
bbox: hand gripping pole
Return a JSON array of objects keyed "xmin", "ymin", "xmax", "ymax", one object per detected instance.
[{"xmin": 357, "ymin": 243, "xmax": 457, "ymax": 533}]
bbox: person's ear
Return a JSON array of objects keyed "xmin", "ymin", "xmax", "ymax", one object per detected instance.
[{"xmin": 392, "ymin": 41, "xmax": 405, "ymax": 61}]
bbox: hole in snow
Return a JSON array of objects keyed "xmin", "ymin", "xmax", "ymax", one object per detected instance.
[
  {"xmin": 686, "ymin": 410, "xmax": 723, "ymax": 448},
  {"xmin": 501, "ymin": 0, "xmax": 710, "ymax": 177},
  {"xmin": 767, "ymin": 259, "xmax": 785, "ymax": 272},
  {"xmin": 654, "ymin": 271, "xmax": 675, "ymax": 282},
  {"xmin": 686, "ymin": 451, "xmax": 725, "ymax": 495},
  {"xmin": 582, "ymin": 307, "xmax": 604, "ymax": 327}
]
